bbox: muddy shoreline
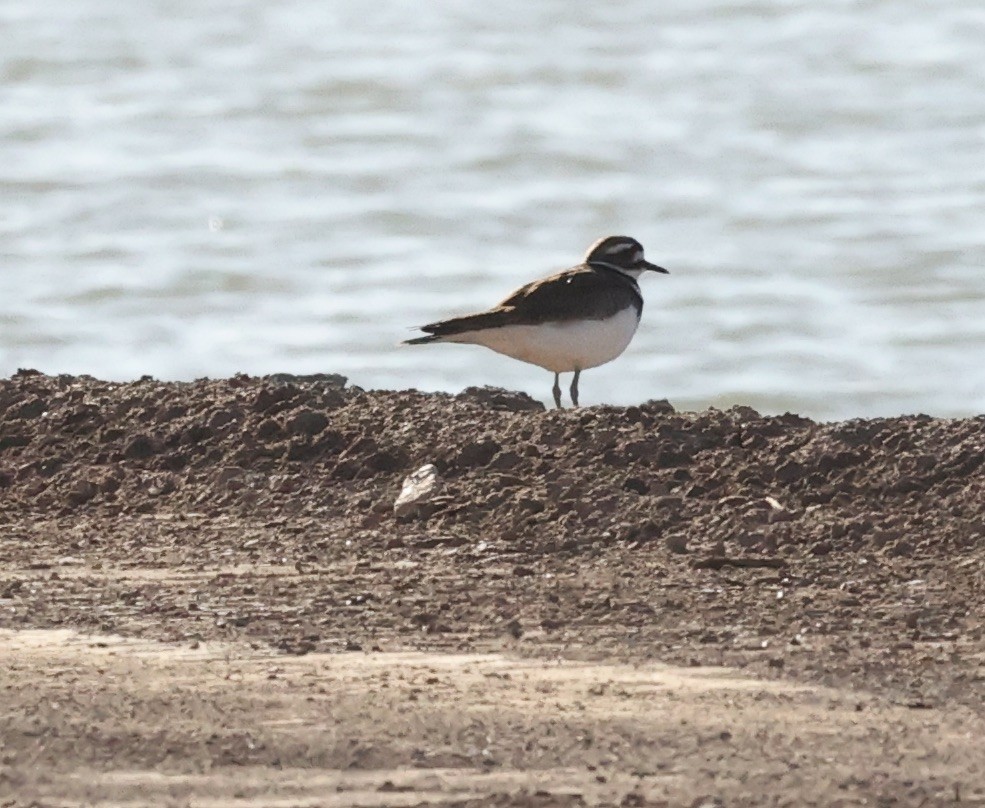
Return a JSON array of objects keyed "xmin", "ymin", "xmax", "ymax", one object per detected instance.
[{"xmin": 1, "ymin": 370, "xmax": 983, "ymax": 805}]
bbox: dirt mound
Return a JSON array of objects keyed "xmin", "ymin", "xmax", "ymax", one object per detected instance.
[
  {"xmin": 3, "ymin": 370, "xmax": 985, "ymax": 805},
  {"xmin": 1, "ymin": 369, "xmax": 983, "ymax": 707}
]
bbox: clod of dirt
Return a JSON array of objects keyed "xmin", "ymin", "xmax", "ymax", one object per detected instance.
[
  {"xmin": 124, "ymin": 434, "xmax": 160, "ymax": 460},
  {"xmin": 456, "ymin": 386, "xmax": 545, "ymax": 412},
  {"xmin": 456, "ymin": 439, "xmax": 501, "ymax": 468},
  {"xmin": 287, "ymin": 409, "xmax": 329, "ymax": 436},
  {"xmin": 263, "ymin": 372, "xmax": 347, "ymax": 388},
  {"xmin": 665, "ymin": 532, "xmax": 688, "ymax": 554}
]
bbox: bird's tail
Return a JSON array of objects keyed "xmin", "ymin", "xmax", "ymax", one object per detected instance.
[
  {"xmin": 402, "ymin": 334, "xmax": 441, "ymax": 345},
  {"xmin": 404, "ymin": 311, "xmax": 507, "ymax": 344}
]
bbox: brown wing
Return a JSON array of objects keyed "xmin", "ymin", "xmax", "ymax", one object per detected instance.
[
  {"xmin": 495, "ymin": 266, "xmax": 642, "ymax": 324},
  {"xmin": 417, "ymin": 266, "xmax": 642, "ymax": 338}
]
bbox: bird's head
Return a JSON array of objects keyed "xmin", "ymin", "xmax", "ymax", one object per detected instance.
[{"xmin": 584, "ymin": 235, "xmax": 669, "ymax": 279}]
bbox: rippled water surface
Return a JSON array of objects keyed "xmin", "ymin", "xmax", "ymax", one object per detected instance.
[{"xmin": 2, "ymin": 1, "xmax": 984, "ymax": 419}]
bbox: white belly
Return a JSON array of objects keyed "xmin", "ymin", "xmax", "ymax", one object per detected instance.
[{"xmin": 443, "ymin": 307, "xmax": 641, "ymax": 373}]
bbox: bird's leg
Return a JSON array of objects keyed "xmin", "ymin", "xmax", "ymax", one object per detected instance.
[
  {"xmin": 552, "ymin": 373, "xmax": 562, "ymax": 409},
  {"xmin": 570, "ymin": 369, "xmax": 581, "ymax": 408}
]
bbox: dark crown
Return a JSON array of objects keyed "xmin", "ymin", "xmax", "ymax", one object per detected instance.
[{"xmin": 584, "ymin": 235, "xmax": 646, "ymax": 268}]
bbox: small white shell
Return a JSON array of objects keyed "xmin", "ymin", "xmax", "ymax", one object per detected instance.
[{"xmin": 393, "ymin": 463, "xmax": 442, "ymax": 518}]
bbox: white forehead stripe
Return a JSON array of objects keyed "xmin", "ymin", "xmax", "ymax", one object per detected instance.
[
  {"xmin": 604, "ymin": 241, "xmax": 635, "ymax": 254},
  {"xmin": 633, "ymin": 250, "xmax": 644, "ymax": 263}
]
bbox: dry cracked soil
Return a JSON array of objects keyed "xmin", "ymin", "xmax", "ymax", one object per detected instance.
[{"xmin": 1, "ymin": 369, "xmax": 983, "ymax": 807}]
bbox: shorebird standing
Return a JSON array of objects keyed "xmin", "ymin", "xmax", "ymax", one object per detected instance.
[{"xmin": 403, "ymin": 235, "xmax": 669, "ymax": 408}]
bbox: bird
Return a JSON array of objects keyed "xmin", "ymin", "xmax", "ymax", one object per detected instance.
[{"xmin": 403, "ymin": 235, "xmax": 669, "ymax": 408}]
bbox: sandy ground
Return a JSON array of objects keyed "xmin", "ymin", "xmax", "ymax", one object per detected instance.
[
  {"xmin": 1, "ymin": 371, "xmax": 984, "ymax": 806},
  {"xmin": 4, "ymin": 629, "xmax": 982, "ymax": 807}
]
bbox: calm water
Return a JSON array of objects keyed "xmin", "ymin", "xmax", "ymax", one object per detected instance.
[{"xmin": 2, "ymin": 1, "xmax": 984, "ymax": 420}]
